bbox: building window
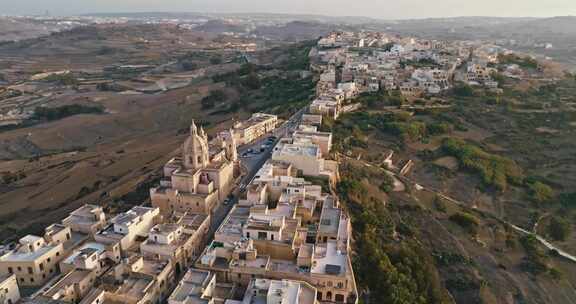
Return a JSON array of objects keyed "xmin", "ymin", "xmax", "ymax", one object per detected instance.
[
  {"xmin": 317, "ymin": 292, "xmax": 322, "ymax": 301},
  {"xmin": 56, "ymin": 252, "xmax": 60, "ymax": 256},
  {"xmin": 66, "ymin": 233, "xmax": 71, "ymax": 240},
  {"xmin": 17, "ymin": 267, "xmax": 21, "ymax": 272},
  {"xmin": 7, "ymin": 267, "xmax": 12, "ymax": 273},
  {"xmin": 335, "ymin": 294, "xmax": 345, "ymax": 303},
  {"xmin": 47, "ymin": 258, "xmax": 51, "ymax": 263},
  {"xmin": 28, "ymin": 267, "xmax": 33, "ymax": 274},
  {"xmin": 326, "ymin": 291, "xmax": 332, "ymax": 301},
  {"xmin": 39, "ymin": 263, "xmax": 44, "ymax": 271},
  {"xmin": 30, "ymin": 278, "xmax": 34, "ymax": 283}
]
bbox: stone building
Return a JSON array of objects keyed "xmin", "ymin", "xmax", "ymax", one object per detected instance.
[{"xmin": 151, "ymin": 120, "xmax": 237, "ymax": 215}]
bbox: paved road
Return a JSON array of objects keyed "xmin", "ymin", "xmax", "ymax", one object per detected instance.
[{"xmin": 207, "ymin": 107, "xmax": 306, "ymax": 236}]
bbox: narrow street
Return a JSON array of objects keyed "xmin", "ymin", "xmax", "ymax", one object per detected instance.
[{"xmin": 207, "ymin": 107, "xmax": 306, "ymax": 236}]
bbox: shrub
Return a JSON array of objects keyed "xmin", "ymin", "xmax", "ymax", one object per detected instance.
[
  {"xmin": 379, "ymin": 173, "xmax": 395, "ymax": 193},
  {"xmin": 449, "ymin": 212, "xmax": 479, "ymax": 235},
  {"xmin": 519, "ymin": 234, "xmax": 550, "ymax": 275},
  {"xmin": 528, "ymin": 181, "xmax": 554, "ymax": 204},
  {"xmin": 33, "ymin": 104, "xmax": 104, "ymax": 121},
  {"xmin": 442, "ymin": 138, "xmax": 523, "ymax": 191}
]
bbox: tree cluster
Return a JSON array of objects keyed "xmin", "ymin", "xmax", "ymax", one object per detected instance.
[
  {"xmin": 442, "ymin": 138, "xmax": 523, "ymax": 191},
  {"xmin": 33, "ymin": 104, "xmax": 104, "ymax": 121}
]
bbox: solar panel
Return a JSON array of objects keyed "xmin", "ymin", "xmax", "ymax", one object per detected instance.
[{"xmin": 325, "ymin": 264, "xmax": 341, "ymax": 275}]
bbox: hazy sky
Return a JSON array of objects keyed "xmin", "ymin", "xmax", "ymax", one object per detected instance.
[{"xmin": 2, "ymin": 0, "xmax": 576, "ymax": 19}]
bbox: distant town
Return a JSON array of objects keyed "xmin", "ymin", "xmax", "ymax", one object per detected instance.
[{"xmin": 1, "ymin": 18, "xmax": 576, "ymax": 304}]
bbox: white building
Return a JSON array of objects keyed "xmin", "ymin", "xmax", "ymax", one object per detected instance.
[{"xmin": 95, "ymin": 206, "xmax": 160, "ymax": 253}]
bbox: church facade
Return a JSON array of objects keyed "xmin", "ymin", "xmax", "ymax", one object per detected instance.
[{"xmin": 150, "ymin": 121, "xmax": 237, "ymax": 215}]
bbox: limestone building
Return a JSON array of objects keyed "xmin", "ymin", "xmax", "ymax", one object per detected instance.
[
  {"xmin": 0, "ymin": 274, "xmax": 20, "ymax": 304},
  {"xmin": 151, "ymin": 120, "xmax": 237, "ymax": 215}
]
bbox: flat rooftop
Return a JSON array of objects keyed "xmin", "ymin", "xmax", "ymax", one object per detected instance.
[
  {"xmin": 169, "ymin": 269, "xmax": 212, "ymax": 303},
  {"xmin": 178, "ymin": 213, "xmax": 209, "ymax": 230},
  {"xmin": 215, "ymin": 206, "xmax": 250, "ymax": 240},
  {"xmin": 69, "ymin": 204, "xmax": 102, "ymax": 217},
  {"xmin": 62, "ymin": 242, "xmax": 106, "ymax": 264},
  {"xmin": 139, "ymin": 258, "xmax": 170, "ymax": 277},
  {"xmin": 275, "ymin": 143, "xmax": 319, "ymax": 158},
  {"xmin": 236, "ymin": 113, "xmax": 277, "ymax": 130},
  {"xmin": 311, "ymin": 241, "xmax": 348, "ymax": 276},
  {"xmin": 1, "ymin": 243, "xmax": 58, "ymax": 262},
  {"xmin": 44, "ymin": 269, "xmax": 92, "ymax": 298},
  {"xmin": 318, "ymin": 207, "xmax": 341, "ymax": 235},
  {"xmin": 293, "ymin": 130, "xmax": 332, "ymax": 139},
  {"xmin": 116, "ymin": 276, "xmax": 153, "ymax": 299}
]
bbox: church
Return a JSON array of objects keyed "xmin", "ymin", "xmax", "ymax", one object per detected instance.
[{"xmin": 150, "ymin": 120, "xmax": 237, "ymax": 215}]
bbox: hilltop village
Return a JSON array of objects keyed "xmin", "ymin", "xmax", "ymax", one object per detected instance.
[{"xmin": 0, "ymin": 30, "xmax": 565, "ymax": 304}]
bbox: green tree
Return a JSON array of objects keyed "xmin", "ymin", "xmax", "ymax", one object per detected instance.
[
  {"xmin": 379, "ymin": 173, "xmax": 395, "ymax": 193},
  {"xmin": 529, "ymin": 181, "xmax": 554, "ymax": 204},
  {"xmin": 449, "ymin": 212, "xmax": 479, "ymax": 235},
  {"xmin": 433, "ymin": 195, "xmax": 447, "ymax": 213}
]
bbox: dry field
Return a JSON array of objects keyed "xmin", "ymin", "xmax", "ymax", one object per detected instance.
[{"xmin": 0, "ymin": 23, "xmax": 260, "ymax": 240}]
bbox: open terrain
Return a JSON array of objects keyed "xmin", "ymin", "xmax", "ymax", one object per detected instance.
[{"xmin": 0, "ymin": 23, "xmax": 315, "ymax": 241}]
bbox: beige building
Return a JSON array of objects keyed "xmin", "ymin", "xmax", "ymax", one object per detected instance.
[
  {"xmin": 301, "ymin": 114, "xmax": 323, "ymax": 127},
  {"xmin": 0, "ymin": 223, "xmax": 84, "ymax": 287},
  {"xmin": 62, "ymin": 204, "xmax": 107, "ymax": 235},
  {"xmin": 140, "ymin": 212, "xmax": 210, "ymax": 273},
  {"xmin": 198, "ymin": 180, "xmax": 356, "ymax": 303},
  {"xmin": 399, "ymin": 81, "xmax": 424, "ymax": 98},
  {"xmin": 38, "ymin": 268, "xmax": 98, "ymax": 303},
  {"xmin": 293, "ymin": 126, "xmax": 333, "ymax": 157},
  {"xmin": 272, "ymin": 139, "xmax": 337, "ymax": 181},
  {"xmin": 310, "ymin": 99, "xmax": 341, "ymax": 120},
  {"xmin": 0, "ymin": 274, "xmax": 20, "ymax": 304},
  {"xmin": 95, "ymin": 206, "xmax": 160, "ymax": 254},
  {"xmin": 167, "ymin": 269, "xmax": 216, "ymax": 304},
  {"xmin": 79, "ymin": 255, "xmax": 173, "ymax": 304},
  {"xmin": 59, "ymin": 242, "xmax": 113, "ymax": 275},
  {"xmin": 196, "ymin": 116, "xmax": 357, "ymax": 303},
  {"xmin": 231, "ymin": 113, "xmax": 278, "ymax": 145},
  {"xmin": 151, "ymin": 121, "xmax": 237, "ymax": 215}
]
